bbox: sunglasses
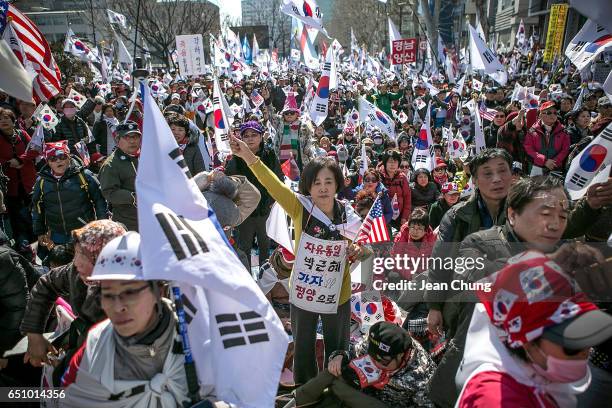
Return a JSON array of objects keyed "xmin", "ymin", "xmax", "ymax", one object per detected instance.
[
  {"xmin": 47, "ymin": 155, "xmax": 68, "ymax": 162},
  {"xmin": 364, "ymin": 177, "xmax": 378, "ymax": 183},
  {"xmin": 541, "ymin": 111, "xmax": 557, "ymax": 116}
]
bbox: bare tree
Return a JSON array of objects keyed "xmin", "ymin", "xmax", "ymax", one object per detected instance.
[
  {"xmin": 243, "ymin": 0, "xmax": 291, "ymax": 56},
  {"xmin": 97, "ymin": 0, "xmax": 220, "ymax": 68}
]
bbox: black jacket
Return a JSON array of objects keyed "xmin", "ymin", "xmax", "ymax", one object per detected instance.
[
  {"xmin": 226, "ymin": 144, "xmax": 283, "ymax": 217},
  {"xmin": 410, "ymin": 182, "xmax": 440, "ymax": 209},
  {"xmin": 31, "ymin": 160, "xmax": 108, "ymax": 237}
]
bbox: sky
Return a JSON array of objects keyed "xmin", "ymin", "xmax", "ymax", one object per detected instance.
[{"xmin": 219, "ymin": 0, "xmax": 242, "ymax": 23}]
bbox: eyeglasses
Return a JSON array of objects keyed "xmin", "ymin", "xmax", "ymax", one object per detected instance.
[
  {"xmin": 101, "ymin": 284, "xmax": 151, "ymax": 306},
  {"xmin": 47, "ymin": 155, "xmax": 68, "ymax": 162},
  {"xmin": 541, "ymin": 111, "xmax": 557, "ymax": 116},
  {"xmin": 364, "ymin": 177, "xmax": 377, "ymax": 183},
  {"xmin": 241, "ymin": 133, "xmax": 261, "ymax": 140}
]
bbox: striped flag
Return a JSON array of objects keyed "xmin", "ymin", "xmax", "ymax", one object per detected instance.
[
  {"xmin": 479, "ymin": 104, "xmax": 498, "ymax": 122},
  {"xmin": 356, "ymin": 195, "xmax": 390, "ymax": 244},
  {"xmin": 0, "ymin": 1, "xmax": 62, "ymax": 102}
]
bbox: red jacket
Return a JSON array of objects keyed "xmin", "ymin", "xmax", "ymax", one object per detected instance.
[
  {"xmin": 390, "ymin": 224, "xmax": 437, "ymax": 279},
  {"xmin": 524, "ymin": 120, "xmax": 570, "ymax": 169},
  {"xmin": 458, "ymin": 371, "xmax": 558, "ymax": 408},
  {"xmin": 0, "ymin": 130, "xmax": 38, "ymax": 197},
  {"xmin": 380, "ymin": 169, "xmax": 411, "ymax": 220}
]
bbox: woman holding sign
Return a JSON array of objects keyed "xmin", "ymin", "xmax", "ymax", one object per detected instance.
[{"xmin": 230, "ymin": 133, "xmax": 366, "ymax": 385}]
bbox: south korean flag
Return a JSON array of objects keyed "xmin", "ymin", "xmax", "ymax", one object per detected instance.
[{"xmin": 565, "ymin": 122, "xmax": 612, "ymax": 199}]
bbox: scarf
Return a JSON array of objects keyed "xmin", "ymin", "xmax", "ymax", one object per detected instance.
[
  {"xmin": 295, "ymin": 194, "xmax": 362, "ymax": 241},
  {"xmin": 279, "ymin": 121, "xmax": 300, "ymax": 162}
]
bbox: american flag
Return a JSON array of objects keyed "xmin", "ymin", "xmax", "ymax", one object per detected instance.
[
  {"xmin": 251, "ymin": 89, "xmax": 264, "ymax": 107},
  {"xmin": 0, "ymin": 1, "xmax": 61, "ymax": 102},
  {"xmin": 356, "ymin": 195, "xmax": 390, "ymax": 244},
  {"xmin": 479, "ymin": 104, "xmax": 498, "ymax": 122}
]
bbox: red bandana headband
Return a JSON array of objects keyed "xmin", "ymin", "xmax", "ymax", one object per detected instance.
[
  {"xmin": 44, "ymin": 141, "xmax": 70, "ymax": 159},
  {"xmin": 477, "ymin": 251, "xmax": 597, "ymax": 348}
]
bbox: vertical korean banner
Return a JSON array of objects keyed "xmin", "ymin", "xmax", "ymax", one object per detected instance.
[
  {"xmin": 543, "ymin": 4, "xmax": 568, "ymax": 63},
  {"xmin": 175, "ymin": 34, "xmax": 206, "ymax": 77}
]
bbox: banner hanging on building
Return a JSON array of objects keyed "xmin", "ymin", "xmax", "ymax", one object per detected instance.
[
  {"xmin": 543, "ymin": 3, "xmax": 569, "ymax": 63},
  {"xmin": 175, "ymin": 34, "xmax": 206, "ymax": 77}
]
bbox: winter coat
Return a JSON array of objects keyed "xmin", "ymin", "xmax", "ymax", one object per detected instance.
[
  {"xmin": 524, "ymin": 120, "xmax": 570, "ymax": 171},
  {"xmin": 367, "ymin": 90, "xmax": 403, "ymax": 118},
  {"xmin": 181, "ymin": 142, "xmax": 205, "ymax": 177},
  {"xmin": 391, "ymin": 224, "xmax": 437, "ymax": 278},
  {"xmin": 31, "ymin": 160, "xmax": 107, "ymax": 237},
  {"xmin": 225, "ymin": 143, "xmax": 283, "ymax": 217},
  {"xmin": 428, "ymin": 198, "xmax": 451, "ymax": 230},
  {"xmin": 0, "ymin": 243, "xmax": 31, "ymax": 354},
  {"xmin": 424, "ymin": 192, "xmax": 507, "ymax": 315},
  {"xmin": 268, "ymin": 106, "xmax": 314, "ymax": 170},
  {"xmin": 20, "ymin": 262, "xmax": 105, "ymax": 335},
  {"xmin": 331, "ymin": 334, "xmax": 435, "ymax": 407},
  {"xmin": 0, "ymin": 129, "xmax": 38, "ymax": 197},
  {"xmin": 410, "ymin": 182, "xmax": 440, "ymax": 209},
  {"xmin": 98, "ymin": 148, "xmax": 138, "ymax": 231},
  {"xmin": 483, "ymin": 123, "xmax": 501, "ymax": 148},
  {"xmin": 566, "ymin": 123, "xmax": 591, "ymax": 146},
  {"xmin": 380, "ymin": 170, "xmax": 412, "ymax": 221},
  {"xmin": 496, "ymin": 120, "xmax": 527, "ymax": 170},
  {"xmin": 352, "ymin": 182, "xmax": 394, "ymax": 223},
  {"xmin": 92, "ymin": 116, "xmax": 118, "ymax": 156},
  {"xmin": 49, "ymin": 115, "xmax": 90, "ymax": 154}
]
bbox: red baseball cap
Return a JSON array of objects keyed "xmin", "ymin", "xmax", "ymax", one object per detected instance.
[{"xmin": 539, "ymin": 100, "xmax": 556, "ymax": 112}]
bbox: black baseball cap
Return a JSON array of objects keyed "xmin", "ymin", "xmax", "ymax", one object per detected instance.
[
  {"xmin": 115, "ymin": 121, "xmax": 141, "ymax": 138},
  {"xmin": 542, "ymin": 310, "xmax": 612, "ymax": 350},
  {"xmin": 367, "ymin": 321, "xmax": 412, "ymax": 358}
]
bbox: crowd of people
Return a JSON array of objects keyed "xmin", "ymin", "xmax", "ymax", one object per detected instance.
[{"xmin": 0, "ymin": 36, "xmax": 611, "ymax": 408}]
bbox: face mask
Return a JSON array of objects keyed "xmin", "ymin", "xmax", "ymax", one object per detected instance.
[
  {"xmin": 529, "ymin": 345, "xmax": 589, "ymax": 383},
  {"xmin": 63, "ymin": 107, "xmax": 77, "ymax": 118}
]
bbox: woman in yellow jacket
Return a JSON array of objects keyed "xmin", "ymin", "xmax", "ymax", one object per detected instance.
[{"xmin": 230, "ymin": 135, "xmax": 366, "ymax": 385}]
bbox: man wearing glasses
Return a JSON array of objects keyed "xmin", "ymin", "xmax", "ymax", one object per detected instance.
[
  {"xmin": 524, "ymin": 101, "xmax": 570, "ymax": 175},
  {"xmin": 99, "ymin": 122, "xmax": 141, "ymax": 231}
]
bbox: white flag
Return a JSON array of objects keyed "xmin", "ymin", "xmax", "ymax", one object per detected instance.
[
  {"xmin": 280, "ymin": 0, "xmax": 329, "ymax": 37},
  {"xmin": 309, "ymin": 47, "xmax": 335, "ymax": 126},
  {"xmin": 299, "ymin": 24, "xmax": 320, "ymax": 70},
  {"xmin": 266, "ymin": 202, "xmax": 294, "ymax": 254},
  {"xmin": 212, "ymin": 76, "xmax": 232, "ymax": 154},
  {"xmin": 565, "ymin": 20, "xmax": 612, "ymax": 71},
  {"xmin": 469, "ymin": 24, "xmax": 507, "ymax": 85},
  {"xmin": 136, "ymin": 82, "xmax": 288, "ymax": 408},
  {"xmin": 114, "ymin": 31, "xmax": 133, "ymax": 66},
  {"xmin": 358, "ymin": 96, "xmax": 395, "ymax": 138},
  {"xmin": 0, "ymin": 38, "xmax": 33, "ymax": 102},
  {"xmin": 107, "ymin": 9, "xmax": 127, "ymax": 29},
  {"xmin": 388, "ymin": 17, "xmax": 401, "ymax": 55},
  {"xmin": 411, "ymin": 101, "xmax": 434, "ymax": 171},
  {"xmin": 565, "ymin": 123, "xmax": 612, "ymax": 199},
  {"xmin": 452, "ymin": 75, "xmax": 466, "ymax": 96},
  {"xmin": 474, "ymin": 103, "xmax": 486, "ymax": 153},
  {"xmin": 67, "ymin": 88, "xmax": 86, "ymax": 109},
  {"xmin": 35, "ymin": 104, "xmax": 59, "ymax": 130}
]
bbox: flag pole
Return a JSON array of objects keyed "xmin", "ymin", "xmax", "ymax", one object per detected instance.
[
  {"xmin": 171, "ymin": 285, "xmax": 202, "ymax": 406},
  {"xmin": 88, "ymin": 0, "xmax": 97, "ymax": 45},
  {"xmin": 133, "ymin": 0, "xmax": 142, "ymax": 60}
]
